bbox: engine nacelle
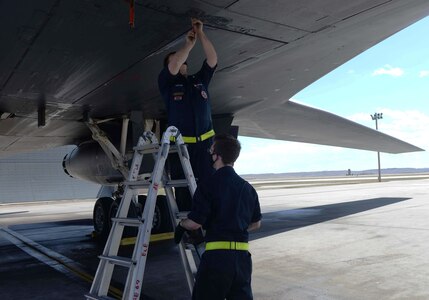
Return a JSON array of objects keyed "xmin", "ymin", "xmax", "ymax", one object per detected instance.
[{"xmin": 63, "ymin": 141, "xmax": 124, "ymax": 185}]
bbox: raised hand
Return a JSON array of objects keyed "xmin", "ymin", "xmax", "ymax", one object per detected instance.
[
  {"xmin": 186, "ymin": 30, "xmax": 197, "ymax": 46},
  {"xmin": 192, "ymin": 18, "xmax": 204, "ymax": 35}
]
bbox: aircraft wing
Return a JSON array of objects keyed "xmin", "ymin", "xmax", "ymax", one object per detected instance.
[
  {"xmin": 236, "ymin": 100, "xmax": 423, "ymax": 153},
  {"xmin": 1, "ymin": 0, "xmax": 428, "ymax": 155}
]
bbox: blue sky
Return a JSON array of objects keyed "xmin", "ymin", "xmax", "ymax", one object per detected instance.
[{"xmin": 235, "ymin": 16, "xmax": 429, "ymax": 175}]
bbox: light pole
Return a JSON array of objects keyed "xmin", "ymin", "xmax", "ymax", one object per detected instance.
[{"xmin": 371, "ymin": 112, "xmax": 383, "ymax": 182}]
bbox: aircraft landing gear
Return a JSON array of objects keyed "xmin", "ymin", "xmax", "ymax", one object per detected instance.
[
  {"xmin": 138, "ymin": 195, "xmax": 172, "ymax": 234},
  {"xmin": 92, "ymin": 194, "xmax": 172, "ymax": 241},
  {"xmin": 86, "ymin": 117, "xmax": 172, "ymax": 242},
  {"xmin": 92, "ymin": 197, "xmax": 114, "ymax": 240}
]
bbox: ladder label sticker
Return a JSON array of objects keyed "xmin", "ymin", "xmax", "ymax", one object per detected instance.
[
  {"xmin": 141, "ymin": 244, "xmax": 148, "ymax": 256},
  {"xmin": 132, "ymin": 163, "xmax": 140, "ymax": 179},
  {"xmin": 153, "ymin": 183, "xmax": 159, "ymax": 191},
  {"xmin": 133, "ymin": 280, "xmax": 141, "ymax": 300}
]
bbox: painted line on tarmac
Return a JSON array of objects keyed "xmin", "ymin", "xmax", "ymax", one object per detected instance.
[
  {"xmin": 121, "ymin": 232, "xmax": 174, "ymax": 246},
  {"xmin": 0, "ymin": 226, "xmax": 122, "ymax": 299}
]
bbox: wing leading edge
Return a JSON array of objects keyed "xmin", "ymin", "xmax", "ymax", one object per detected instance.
[{"xmin": 235, "ymin": 100, "xmax": 423, "ymax": 154}]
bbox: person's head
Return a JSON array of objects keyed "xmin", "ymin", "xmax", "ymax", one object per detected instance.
[
  {"xmin": 210, "ymin": 134, "xmax": 241, "ymax": 169},
  {"xmin": 164, "ymin": 51, "xmax": 188, "ymax": 75}
]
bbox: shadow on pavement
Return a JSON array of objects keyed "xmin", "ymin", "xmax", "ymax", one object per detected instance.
[{"xmin": 251, "ymin": 197, "xmax": 411, "ymax": 240}]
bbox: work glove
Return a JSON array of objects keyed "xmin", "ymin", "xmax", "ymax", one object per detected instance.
[
  {"xmin": 174, "ymin": 222, "xmax": 186, "ymax": 244},
  {"xmin": 187, "ymin": 229, "xmax": 205, "ymax": 245}
]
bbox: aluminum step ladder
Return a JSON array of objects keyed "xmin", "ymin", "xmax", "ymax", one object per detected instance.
[{"xmin": 86, "ymin": 126, "xmax": 198, "ymax": 300}]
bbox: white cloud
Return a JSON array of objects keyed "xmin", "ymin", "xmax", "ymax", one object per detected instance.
[
  {"xmin": 348, "ymin": 109, "xmax": 429, "ymax": 150},
  {"xmin": 419, "ymin": 70, "xmax": 429, "ymax": 78},
  {"xmin": 372, "ymin": 65, "xmax": 404, "ymax": 77},
  {"xmin": 235, "ymin": 137, "xmax": 347, "ymax": 174},
  {"xmin": 377, "ymin": 109, "xmax": 429, "ymax": 145},
  {"xmin": 348, "ymin": 112, "xmax": 375, "ymax": 124}
]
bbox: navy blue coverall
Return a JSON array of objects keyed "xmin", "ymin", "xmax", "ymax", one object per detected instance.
[
  {"xmin": 188, "ymin": 166, "xmax": 262, "ymax": 300},
  {"xmin": 158, "ymin": 60, "xmax": 217, "ymax": 210}
]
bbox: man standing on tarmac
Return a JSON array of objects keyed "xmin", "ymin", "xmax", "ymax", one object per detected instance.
[
  {"xmin": 158, "ymin": 18, "xmax": 217, "ymax": 210},
  {"xmin": 175, "ymin": 134, "xmax": 262, "ymax": 300}
]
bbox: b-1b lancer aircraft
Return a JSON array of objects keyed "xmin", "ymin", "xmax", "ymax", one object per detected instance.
[{"xmin": 0, "ymin": 0, "xmax": 427, "ymax": 237}]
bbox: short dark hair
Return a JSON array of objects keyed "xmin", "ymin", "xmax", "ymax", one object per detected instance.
[
  {"xmin": 163, "ymin": 51, "xmax": 176, "ymax": 67},
  {"xmin": 213, "ymin": 133, "xmax": 241, "ymax": 164}
]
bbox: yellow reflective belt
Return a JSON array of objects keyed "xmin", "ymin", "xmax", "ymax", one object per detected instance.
[
  {"xmin": 182, "ymin": 136, "xmax": 197, "ymax": 143},
  {"xmin": 170, "ymin": 129, "xmax": 215, "ymax": 143},
  {"xmin": 199, "ymin": 129, "xmax": 215, "ymax": 141},
  {"xmin": 205, "ymin": 241, "xmax": 249, "ymax": 251}
]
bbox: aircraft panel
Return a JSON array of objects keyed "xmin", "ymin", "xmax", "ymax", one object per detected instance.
[
  {"xmin": 0, "ymin": 117, "xmax": 88, "ymax": 154},
  {"xmin": 227, "ymin": 0, "xmax": 389, "ymax": 32}
]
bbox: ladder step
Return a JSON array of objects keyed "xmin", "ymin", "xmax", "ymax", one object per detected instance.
[
  {"xmin": 124, "ymin": 179, "xmax": 189, "ymax": 189},
  {"xmin": 133, "ymin": 144, "xmax": 160, "ymax": 153},
  {"xmin": 99, "ymin": 255, "xmax": 135, "ymax": 268},
  {"xmin": 111, "ymin": 217, "xmax": 143, "ymax": 227},
  {"xmin": 133, "ymin": 144, "xmax": 179, "ymax": 153},
  {"xmin": 169, "ymin": 145, "xmax": 179, "ymax": 153},
  {"xmin": 165, "ymin": 179, "xmax": 189, "ymax": 188},
  {"xmin": 85, "ymin": 294, "xmax": 117, "ymax": 300}
]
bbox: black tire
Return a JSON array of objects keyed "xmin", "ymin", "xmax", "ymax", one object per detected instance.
[
  {"xmin": 110, "ymin": 197, "xmax": 139, "ymax": 237},
  {"xmin": 156, "ymin": 195, "xmax": 173, "ymax": 233},
  {"xmin": 108, "ymin": 198, "xmax": 119, "ymax": 226},
  {"xmin": 138, "ymin": 195, "xmax": 173, "ymax": 234},
  {"xmin": 93, "ymin": 197, "xmax": 114, "ymax": 240}
]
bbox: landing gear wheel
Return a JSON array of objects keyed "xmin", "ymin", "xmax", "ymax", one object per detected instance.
[
  {"xmin": 93, "ymin": 197, "xmax": 114, "ymax": 241},
  {"xmin": 109, "ymin": 197, "xmax": 139, "ymax": 237},
  {"xmin": 138, "ymin": 195, "xmax": 172, "ymax": 234}
]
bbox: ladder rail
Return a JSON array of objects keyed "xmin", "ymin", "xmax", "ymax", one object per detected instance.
[
  {"xmin": 89, "ymin": 135, "xmax": 148, "ymax": 297},
  {"xmin": 123, "ymin": 141, "xmax": 170, "ymax": 300},
  {"xmin": 175, "ymin": 136, "xmax": 198, "ymax": 197},
  {"xmin": 98, "ymin": 190, "xmax": 137, "ymax": 295},
  {"xmin": 164, "ymin": 183, "xmax": 196, "ymax": 292},
  {"xmin": 165, "ymin": 132, "xmax": 200, "ymax": 293}
]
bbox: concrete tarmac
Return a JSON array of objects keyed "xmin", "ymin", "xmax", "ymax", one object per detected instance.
[
  {"xmin": 251, "ymin": 178, "xmax": 429, "ymax": 300},
  {"xmin": 1, "ymin": 177, "xmax": 429, "ymax": 299}
]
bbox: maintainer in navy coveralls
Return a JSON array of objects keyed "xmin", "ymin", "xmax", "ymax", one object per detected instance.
[
  {"xmin": 175, "ymin": 134, "xmax": 262, "ymax": 300},
  {"xmin": 158, "ymin": 18, "xmax": 218, "ymax": 210}
]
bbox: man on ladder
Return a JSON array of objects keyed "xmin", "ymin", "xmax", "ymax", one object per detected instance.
[
  {"xmin": 175, "ymin": 134, "xmax": 262, "ymax": 300},
  {"xmin": 158, "ymin": 17, "xmax": 218, "ymax": 211}
]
